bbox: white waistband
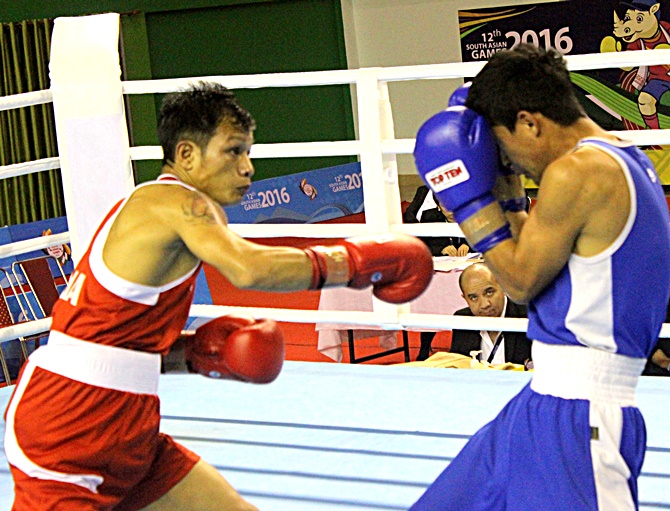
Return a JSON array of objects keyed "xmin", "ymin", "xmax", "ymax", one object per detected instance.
[
  {"xmin": 530, "ymin": 341, "xmax": 645, "ymax": 406},
  {"xmin": 29, "ymin": 331, "xmax": 161, "ymax": 395}
]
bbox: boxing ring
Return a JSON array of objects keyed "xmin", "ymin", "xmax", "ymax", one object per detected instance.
[{"xmin": 0, "ymin": 12, "xmax": 669, "ymax": 510}]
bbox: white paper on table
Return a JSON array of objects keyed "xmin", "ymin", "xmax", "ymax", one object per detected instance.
[{"xmin": 432, "ymin": 253, "xmax": 483, "ymax": 272}]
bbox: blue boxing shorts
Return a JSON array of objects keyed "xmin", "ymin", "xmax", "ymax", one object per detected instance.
[{"xmin": 410, "ymin": 342, "xmax": 647, "ymax": 511}]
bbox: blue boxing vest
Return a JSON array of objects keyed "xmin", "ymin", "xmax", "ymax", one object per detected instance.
[{"xmin": 527, "ymin": 137, "xmax": 670, "ymax": 359}]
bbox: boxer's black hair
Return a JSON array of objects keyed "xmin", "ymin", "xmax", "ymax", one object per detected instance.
[
  {"xmin": 158, "ymin": 81, "xmax": 256, "ymax": 165},
  {"xmin": 465, "ymin": 44, "xmax": 585, "ymax": 132}
]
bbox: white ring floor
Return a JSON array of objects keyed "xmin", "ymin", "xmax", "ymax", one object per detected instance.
[{"xmin": 0, "ymin": 362, "xmax": 668, "ymax": 510}]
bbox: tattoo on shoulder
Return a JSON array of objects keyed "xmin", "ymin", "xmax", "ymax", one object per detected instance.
[{"xmin": 182, "ymin": 193, "xmax": 217, "ymax": 224}]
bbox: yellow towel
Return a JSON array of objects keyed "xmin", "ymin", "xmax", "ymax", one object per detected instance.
[{"xmin": 400, "ymin": 351, "xmax": 527, "ymax": 371}]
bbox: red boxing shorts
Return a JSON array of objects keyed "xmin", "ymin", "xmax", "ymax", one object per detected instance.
[{"xmin": 4, "ymin": 333, "xmax": 200, "ymax": 511}]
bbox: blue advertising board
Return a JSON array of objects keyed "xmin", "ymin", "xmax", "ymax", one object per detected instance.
[{"xmin": 224, "ymin": 162, "xmax": 364, "ymax": 224}]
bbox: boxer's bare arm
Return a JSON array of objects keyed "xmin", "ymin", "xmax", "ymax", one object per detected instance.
[
  {"xmin": 105, "ymin": 183, "xmax": 312, "ymax": 290},
  {"xmin": 493, "ymin": 174, "xmax": 528, "ymax": 239},
  {"xmin": 483, "ymin": 148, "xmax": 630, "ymax": 303},
  {"xmin": 175, "ymin": 188, "xmax": 313, "ymax": 290}
]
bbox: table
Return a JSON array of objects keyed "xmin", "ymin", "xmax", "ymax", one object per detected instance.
[{"xmin": 316, "ymin": 270, "xmax": 468, "ymax": 362}]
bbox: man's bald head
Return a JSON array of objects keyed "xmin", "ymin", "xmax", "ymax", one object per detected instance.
[{"xmin": 459, "ymin": 263, "xmax": 506, "ymax": 318}]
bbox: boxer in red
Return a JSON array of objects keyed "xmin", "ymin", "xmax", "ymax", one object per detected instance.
[{"xmin": 4, "ymin": 82, "xmax": 434, "ymax": 511}]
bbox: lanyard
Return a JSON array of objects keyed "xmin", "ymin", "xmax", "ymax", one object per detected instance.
[{"xmin": 487, "ymin": 334, "xmax": 504, "ymax": 363}]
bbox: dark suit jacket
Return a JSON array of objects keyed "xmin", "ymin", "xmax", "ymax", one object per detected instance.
[
  {"xmin": 403, "ymin": 186, "xmax": 469, "ymax": 256},
  {"xmin": 417, "ymin": 208, "xmax": 470, "ymax": 256},
  {"xmin": 643, "ymin": 339, "xmax": 670, "ymax": 376},
  {"xmin": 642, "ymin": 302, "xmax": 670, "ymax": 376},
  {"xmin": 450, "ymin": 301, "xmax": 532, "ymax": 365}
]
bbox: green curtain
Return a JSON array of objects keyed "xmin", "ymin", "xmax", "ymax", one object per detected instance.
[{"xmin": 0, "ymin": 18, "xmax": 64, "ymax": 226}]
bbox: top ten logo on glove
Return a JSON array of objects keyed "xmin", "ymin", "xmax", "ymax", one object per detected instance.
[{"xmin": 425, "ymin": 159, "xmax": 471, "ymax": 193}]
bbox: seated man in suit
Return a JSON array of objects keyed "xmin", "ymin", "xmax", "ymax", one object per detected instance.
[
  {"xmin": 642, "ymin": 298, "xmax": 670, "ymax": 376},
  {"xmin": 450, "ymin": 263, "xmax": 532, "ymax": 367},
  {"xmin": 405, "ymin": 186, "xmax": 471, "ymax": 361},
  {"xmin": 644, "ymin": 339, "xmax": 670, "ymax": 376}
]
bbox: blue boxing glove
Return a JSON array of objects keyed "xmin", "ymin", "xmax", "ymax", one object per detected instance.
[
  {"xmin": 447, "ymin": 82, "xmax": 471, "ymax": 107},
  {"xmin": 413, "ymin": 106, "xmax": 512, "ymax": 254},
  {"xmin": 450, "ymin": 81, "xmax": 522, "ymax": 190},
  {"xmin": 414, "ymin": 106, "xmax": 497, "ymax": 215}
]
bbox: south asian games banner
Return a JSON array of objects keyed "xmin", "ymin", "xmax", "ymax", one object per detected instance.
[
  {"xmin": 458, "ymin": 0, "xmax": 670, "ymax": 185},
  {"xmin": 224, "ymin": 162, "xmax": 364, "ymax": 224}
]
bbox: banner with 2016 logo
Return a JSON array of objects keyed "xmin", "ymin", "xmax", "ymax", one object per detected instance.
[
  {"xmin": 224, "ymin": 162, "xmax": 364, "ymax": 224},
  {"xmin": 458, "ymin": 1, "xmax": 670, "ymax": 185}
]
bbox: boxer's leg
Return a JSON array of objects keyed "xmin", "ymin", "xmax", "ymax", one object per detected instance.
[
  {"xmin": 409, "ymin": 418, "xmax": 505, "ymax": 511},
  {"xmin": 140, "ymin": 460, "xmax": 257, "ymax": 511}
]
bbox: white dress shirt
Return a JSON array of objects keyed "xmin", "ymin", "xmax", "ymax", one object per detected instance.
[{"xmin": 478, "ymin": 296, "xmax": 508, "ymax": 364}]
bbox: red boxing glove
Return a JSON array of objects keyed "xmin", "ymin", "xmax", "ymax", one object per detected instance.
[
  {"xmin": 185, "ymin": 315, "xmax": 284, "ymax": 383},
  {"xmin": 304, "ymin": 233, "xmax": 433, "ymax": 304}
]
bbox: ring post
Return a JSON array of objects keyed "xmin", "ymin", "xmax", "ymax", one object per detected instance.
[
  {"xmin": 49, "ymin": 13, "xmax": 134, "ymax": 263},
  {"xmin": 356, "ymin": 69, "xmax": 409, "ymax": 325}
]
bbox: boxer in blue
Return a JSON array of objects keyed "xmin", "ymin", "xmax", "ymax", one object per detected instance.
[{"xmin": 411, "ymin": 43, "xmax": 670, "ymax": 511}]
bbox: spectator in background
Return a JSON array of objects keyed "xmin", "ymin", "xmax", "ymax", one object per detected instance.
[
  {"xmin": 644, "ymin": 343, "xmax": 670, "ymax": 375},
  {"xmin": 405, "ymin": 185, "xmax": 472, "ymax": 360},
  {"xmin": 450, "ymin": 263, "xmax": 532, "ymax": 367},
  {"xmin": 403, "ymin": 185, "xmax": 471, "ymax": 257},
  {"xmin": 404, "ymin": 177, "xmax": 532, "ymax": 361},
  {"xmin": 643, "ymin": 299, "xmax": 670, "ymax": 376}
]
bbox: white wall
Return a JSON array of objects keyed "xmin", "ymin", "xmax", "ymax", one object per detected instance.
[{"xmin": 340, "ymin": 0, "xmax": 562, "ymax": 197}]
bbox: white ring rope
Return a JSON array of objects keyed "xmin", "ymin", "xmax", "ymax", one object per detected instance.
[
  {"xmin": 189, "ymin": 305, "xmax": 529, "ymax": 332},
  {"xmin": 0, "ymin": 89, "xmax": 52, "ymax": 112},
  {"xmin": 0, "ymin": 157, "xmax": 61, "ymax": 180},
  {"xmin": 4, "ymin": 49, "xmax": 670, "ymax": 110},
  {"xmin": 2, "ymin": 49, "xmax": 670, "ymax": 343},
  {"xmin": 3, "ymin": 307, "xmax": 670, "ymax": 345},
  {"xmin": 1, "ymin": 50, "xmax": 670, "ymax": 112},
  {"xmin": 0, "ymin": 232, "xmax": 71, "ymax": 258},
  {"xmin": 118, "ymin": 49, "xmax": 670, "ymax": 94},
  {"xmin": 131, "ymin": 131, "xmax": 670, "ymax": 160},
  {"xmin": 390, "ymin": 130, "xmax": 670, "ymax": 152},
  {"xmin": 376, "ymin": 48, "xmax": 670, "ymax": 81},
  {"xmin": 121, "ymin": 69, "xmax": 361, "ymax": 95},
  {"xmin": 225, "ymin": 222, "xmax": 465, "ymax": 238},
  {"xmin": 0, "ymin": 318, "xmax": 51, "ymax": 344},
  {"xmin": 130, "ymin": 141, "xmax": 365, "ymax": 161}
]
